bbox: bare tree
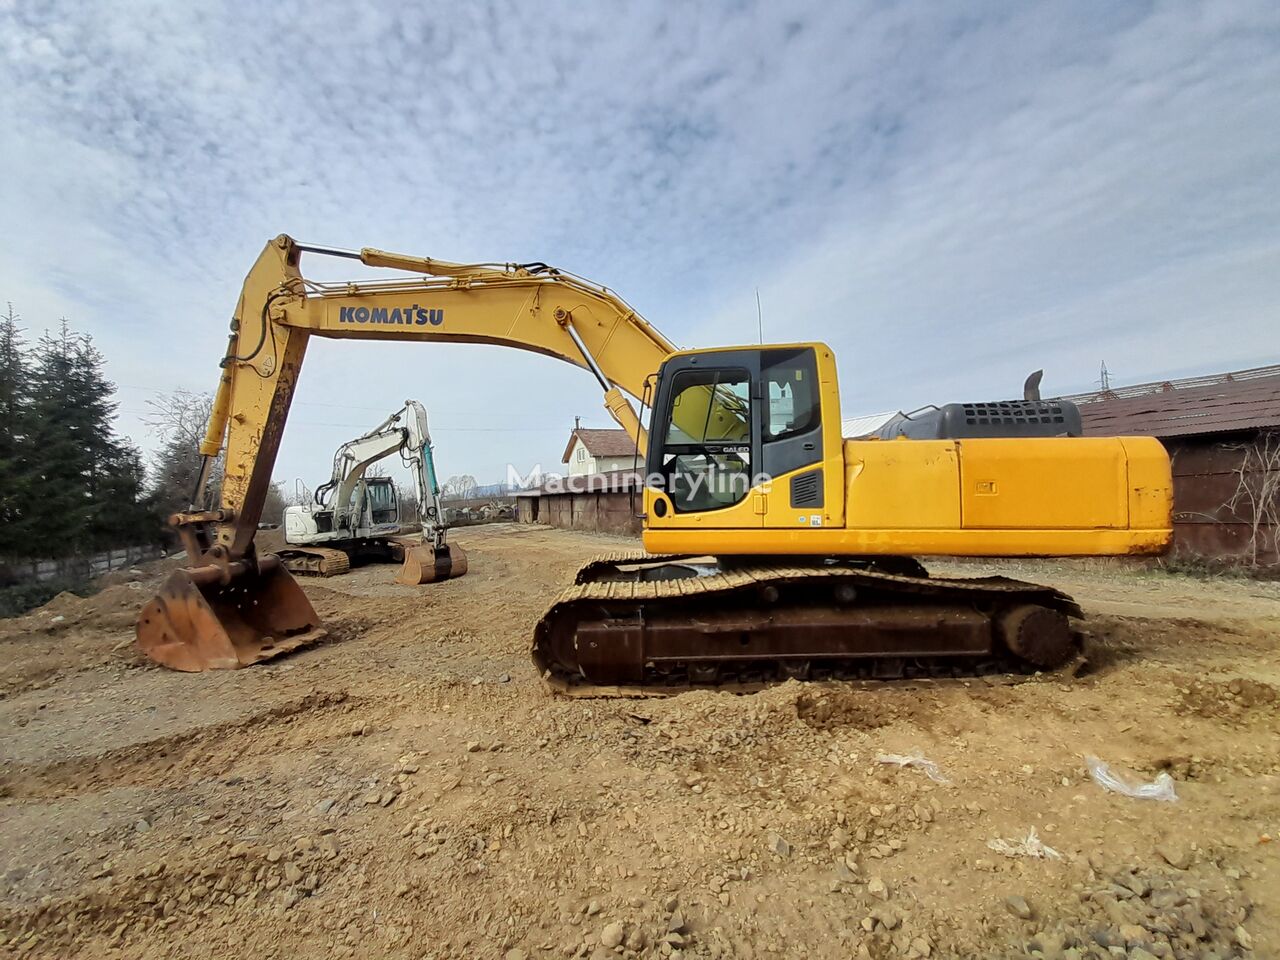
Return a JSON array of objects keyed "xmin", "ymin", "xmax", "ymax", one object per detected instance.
[
  {"xmin": 144, "ymin": 390, "xmax": 221, "ymax": 521},
  {"xmin": 144, "ymin": 389, "xmax": 308, "ymax": 532},
  {"xmin": 396, "ymin": 482, "xmax": 420, "ymax": 523},
  {"xmin": 1225, "ymin": 431, "xmax": 1280, "ymax": 566},
  {"xmin": 145, "ymin": 390, "xmax": 213, "ymax": 456},
  {"xmin": 440, "ymin": 474, "xmax": 478, "ymax": 501}
]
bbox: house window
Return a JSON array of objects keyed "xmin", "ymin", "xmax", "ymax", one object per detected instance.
[{"xmin": 577, "ymin": 447, "xmax": 587, "ymax": 463}]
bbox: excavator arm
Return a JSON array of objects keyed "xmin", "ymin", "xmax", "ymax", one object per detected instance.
[
  {"xmin": 314, "ymin": 401, "xmax": 442, "ymax": 538},
  {"xmin": 315, "ymin": 415, "xmax": 412, "ymax": 522},
  {"xmin": 397, "ymin": 400, "xmax": 445, "ymax": 547},
  {"xmin": 139, "ymin": 235, "xmax": 678, "ymax": 670},
  {"xmin": 392, "ymin": 399, "xmax": 471, "ymax": 584}
]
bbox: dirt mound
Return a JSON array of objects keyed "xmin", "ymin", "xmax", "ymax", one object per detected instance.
[
  {"xmin": 1178, "ymin": 675, "xmax": 1279, "ymax": 722},
  {"xmin": 34, "ymin": 583, "xmax": 149, "ymax": 634},
  {"xmin": 38, "ymin": 591, "xmax": 89, "ymax": 617},
  {"xmin": 795, "ymin": 683, "xmax": 939, "ymax": 731}
]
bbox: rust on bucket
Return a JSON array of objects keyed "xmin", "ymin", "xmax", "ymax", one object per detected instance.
[{"xmin": 136, "ymin": 555, "xmax": 327, "ymax": 671}]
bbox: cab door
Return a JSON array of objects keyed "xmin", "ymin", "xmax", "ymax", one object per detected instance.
[
  {"xmin": 644, "ymin": 351, "xmax": 764, "ymax": 531},
  {"xmin": 759, "ymin": 346, "xmax": 833, "ymax": 528}
]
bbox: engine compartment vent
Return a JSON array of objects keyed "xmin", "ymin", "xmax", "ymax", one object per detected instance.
[{"xmin": 878, "ymin": 400, "xmax": 1083, "ymax": 440}]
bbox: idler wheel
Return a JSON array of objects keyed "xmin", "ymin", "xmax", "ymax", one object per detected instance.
[{"xmin": 998, "ymin": 605, "xmax": 1075, "ymax": 668}]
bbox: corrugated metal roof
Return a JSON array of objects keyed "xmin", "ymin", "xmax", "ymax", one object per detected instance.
[
  {"xmin": 1064, "ymin": 364, "xmax": 1280, "ymax": 403},
  {"xmin": 841, "ymin": 411, "xmax": 899, "ymax": 438},
  {"xmin": 1076, "ymin": 366, "xmax": 1280, "ymax": 439}
]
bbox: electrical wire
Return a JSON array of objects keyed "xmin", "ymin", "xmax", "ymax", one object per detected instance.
[{"xmin": 224, "ymin": 289, "xmax": 289, "ymax": 379}]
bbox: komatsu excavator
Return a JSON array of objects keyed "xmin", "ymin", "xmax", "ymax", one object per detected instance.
[
  {"xmin": 280, "ymin": 400, "xmax": 466, "ymax": 582},
  {"xmin": 136, "ymin": 235, "xmax": 1173, "ymax": 681}
]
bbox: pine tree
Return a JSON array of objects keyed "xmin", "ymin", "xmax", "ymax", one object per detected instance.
[
  {"xmin": 23, "ymin": 321, "xmax": 157, "ymax": 557},
  {"xmin": 89, "ymin": 440, "xmax": 156, "ymax": 551},
  {"xmin": 25, "ymin": 323, "xmax": 91, "ymax": 555},
  {"xmin": 0, "ymin": 304, "xmax": 30, "ymax": 557}
]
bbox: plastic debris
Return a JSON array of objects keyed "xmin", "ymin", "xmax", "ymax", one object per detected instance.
[
  {"xmin": 988, "ymin": 827, "xmax": 1061, "ymax": 860},
  {"xmin": 766, "ymin": 832, "xmax": 792, "ymax": 857},
  {"xmin": 1084, "ymin": 755, "xmax": 1178, "ymax": 802},
  {"xmin": 875, "ymin": 751, "xmax": 950, "ymax": 784}
]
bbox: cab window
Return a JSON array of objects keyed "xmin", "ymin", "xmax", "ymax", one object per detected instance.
[
  {"xmin": 366, "ymin": 481, "xmax": 398, "ymax": 523},
  {"xmin": 665, "ymin": 370, "xmax": 750, "ymax": 444},
  {"xmin": 763, "ymin": 348, "xmax": 819, "ymax": 441}
]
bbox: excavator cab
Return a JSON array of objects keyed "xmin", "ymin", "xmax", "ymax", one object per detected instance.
[
  {"xmin": 643, "ymin": 343, "xmax": 845, "ymax": 537},
  {"xmin": 365, "ymin": 477, "xmax": 400, "ymax": 525}
]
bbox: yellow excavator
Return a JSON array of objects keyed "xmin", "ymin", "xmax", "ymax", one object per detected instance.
[{"xmin": 136, "ymin": 236, "xmax": 1172, "ymax": 685}]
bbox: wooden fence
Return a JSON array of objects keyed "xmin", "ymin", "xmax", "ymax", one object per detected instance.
[{"xmin": 1167, "ymin": 433, "xmax": 1279, "ymax": 566}]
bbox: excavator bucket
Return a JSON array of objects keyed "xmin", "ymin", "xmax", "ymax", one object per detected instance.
[
  {"xmin": 135, "ymin": 557, "xmax": 327, "ymax": 672},
  {"xmin": 396, "ymin": 543, "xmax": 468, "ymax": 585}
]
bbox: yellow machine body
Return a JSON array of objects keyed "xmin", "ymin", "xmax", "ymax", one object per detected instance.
[{"xmin": 642, "ymin": 343, "xmax": 1172, "ymax": 557}]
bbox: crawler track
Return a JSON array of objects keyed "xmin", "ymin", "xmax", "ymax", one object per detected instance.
[
  {"xmin": 275, "ymin": 547, "xmax": 351, "ymax": 577},
  {"xmin": 533, "ymin": 553, "xmax": 1084, "ymax": 696}
]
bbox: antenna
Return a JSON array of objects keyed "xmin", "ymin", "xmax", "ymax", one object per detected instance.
[{"xmin": 755, "ymin": 288, "xmax": 764, "ymax": 344}]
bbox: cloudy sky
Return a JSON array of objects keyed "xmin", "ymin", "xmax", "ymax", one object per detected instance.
[{"xmin": 2, "ymin": 0, "xmax": 1278, "ymax": 491}]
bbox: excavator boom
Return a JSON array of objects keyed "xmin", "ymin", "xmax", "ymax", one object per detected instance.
[{"xmin": 138, "ymin": 236, "xmax": 673, "ymax": 670}]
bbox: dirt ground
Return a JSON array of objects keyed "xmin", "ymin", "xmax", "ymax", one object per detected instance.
[{"xmin": 1, "ymin": 523, "xmax": 1278, "ymax": 959}]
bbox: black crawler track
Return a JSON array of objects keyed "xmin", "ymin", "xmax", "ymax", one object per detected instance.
[
  {"xmin": 532, "ymin": 553, "xmax": 1084, "ymax": 697},
  {"xmin": 276, "ymin": 547, "xmax": 352, "ymax": 577}
]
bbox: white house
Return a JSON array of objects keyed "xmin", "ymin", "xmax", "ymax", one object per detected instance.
[{"xmin": 561, "ymin": 425, "xmax": 640, "ymax": 477}]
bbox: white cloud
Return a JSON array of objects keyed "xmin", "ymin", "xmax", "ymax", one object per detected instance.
[{"xmin": 0, "ymin": 0, "xmax": 1277, "ymax": 489}]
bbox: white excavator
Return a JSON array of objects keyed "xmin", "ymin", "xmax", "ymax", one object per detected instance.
[{"xmin": 278, "ymin": 400, "xmax": 467, "ymax": 582}]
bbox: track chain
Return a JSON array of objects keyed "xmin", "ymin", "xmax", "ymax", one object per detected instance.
[
  {"xmin": 277, "ymin": 548, "xmax": 351, "ymax": 577},
  {"xmin": 536, "ymin": 556, "xmax": 1084, "ymax": 697}
]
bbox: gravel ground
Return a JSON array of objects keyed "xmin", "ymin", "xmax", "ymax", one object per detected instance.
[{"xmin": 1, "ymin": 523, "xmax": 1277, "ymax": 959}]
